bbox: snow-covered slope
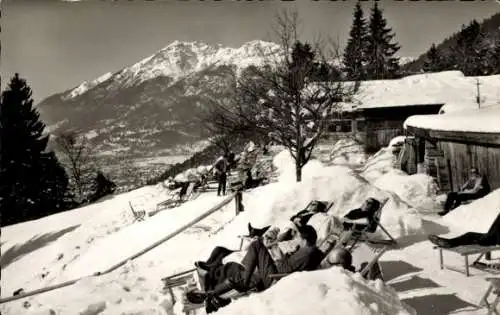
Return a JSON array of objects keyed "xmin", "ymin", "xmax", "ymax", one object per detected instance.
[{"xmin": 3, "ymin": 143, "xmax": 498, "ymax": 315}]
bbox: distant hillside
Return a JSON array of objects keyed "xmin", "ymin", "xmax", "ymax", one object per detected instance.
[{"xmin": 404, "ymin": 12, "xmax": 500, "ymax": 74}]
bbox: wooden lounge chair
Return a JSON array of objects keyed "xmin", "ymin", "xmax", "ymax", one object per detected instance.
[
  {"xmin": 433, "ymin": 244, "xmax": 500, "ymax": 277},
  {"xmin": 342, "ymin": 200, "xmax": 397, "ymax": 246},
  {"xmin": 479, "ymin": 277, "xmax": 500, "ymax": 315},
  {"xmin": 129, "ymin": 202, "xmax": 146, "ymax": 222}
]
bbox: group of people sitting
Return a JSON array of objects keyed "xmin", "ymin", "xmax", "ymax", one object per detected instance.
[{"xmin": 186, "ymin": 198, "xmax": 383, "ymax": 313}]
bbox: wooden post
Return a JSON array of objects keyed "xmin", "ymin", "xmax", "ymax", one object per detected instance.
[
  {"xmin": 447, "ymin": 158, "xmax": 454, "ymax": 192},
  {"xmin": 235, "ymin": 190, "xmax": 243, "ymax": 215}
]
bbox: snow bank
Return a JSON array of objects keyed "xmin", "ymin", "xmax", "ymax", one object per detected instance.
[
  {"xmin": 215, "ymin": 268, "xmax": 415, "ymax": 315},
  {"xmin": 441, "ymin": 188, "xmax": 500, "ymax": 235},
  {"xmin": 359, "ymin": 147, "xmax": 397, "ymax": 182},
  {"xmin": 373, "ymin": 170, "xmax": 440, "ymax": 211},
  {"xmin": 405, "ymin": 105, "xmax": 500, "ymax": 134},
  {"xmin": 329, "ymin": 138, "xmax": 367, "ymax": 166}
]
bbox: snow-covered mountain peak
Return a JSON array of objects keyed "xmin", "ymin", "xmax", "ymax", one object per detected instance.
[
  {"xmin": 64, "ymin": 72, "xmax": 113, "ymax": 100},
  {"xmin": 113, "ymin": 40, "xmax": 281, "ymax": 88}
]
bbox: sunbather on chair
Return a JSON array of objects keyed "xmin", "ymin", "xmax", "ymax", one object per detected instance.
[
  {"xmin": 187, "ymin": 225, "xmax": 323, "ymax": 309},
  {"xmin": 197, "ymin": 200, "xmax": 328, "ymax": 267},
  {"xmin": 439, "ymin": 168, "xmax": 490, "ymax": 216},
  {"xmin": 428, "ymin": 212, "xmax": 500, "ymax": 248},
  {"xmin": 261, "ymin": 200, "xmax": 329, "ymax": 242},
  {"xmin": 342, "ymin": 198, "xmax": 381, "ymax": 232}
]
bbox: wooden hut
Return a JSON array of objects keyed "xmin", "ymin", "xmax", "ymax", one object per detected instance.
[
  {"xmin": 404, "ymin": 107, "xmax": 500, "ymax": 192},
  {"xmin": 360, "ymin": 103, "xmax": 444, "ymax": 153}
]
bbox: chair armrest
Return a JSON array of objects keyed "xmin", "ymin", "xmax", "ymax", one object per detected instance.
[
  {"xmin": 342, "ymin": 218, "xmax": 370, "ymax": 225},
  {"xmin": 269, "ymin": 273, "xmax": 289, "ymax": 279}
]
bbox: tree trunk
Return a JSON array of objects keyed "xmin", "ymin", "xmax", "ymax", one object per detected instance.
[{"xmin": 295, "ymin": 159, "xmax": 302, "ymax": 182}]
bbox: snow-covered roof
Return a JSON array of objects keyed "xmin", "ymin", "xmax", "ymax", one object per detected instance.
[
  {"xmin": 343, "ymin": 71, "xmax": 500, "ymax": 111},
  {"xmin": 404, "ymin": 105, "xmax": 500, "ymax": 134}
]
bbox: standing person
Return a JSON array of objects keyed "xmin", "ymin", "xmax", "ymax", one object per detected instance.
[{"xmin": 214, "ymin": 153, "xmax": 229, "ymax": 196}]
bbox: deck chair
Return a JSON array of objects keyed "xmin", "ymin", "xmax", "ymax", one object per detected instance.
[
  {"xmin": 129, "ymin": 202, "xmax": 146, "ymax": 222},
  {"xmin": 157, "ymin": 182, "xmax": 196, "ymax": 210},
  {"xmin": 433, "ymin": 244, "xmax": 500, "ymax": 277},
  {"xmin": 479, "ymin": 277, "xmax": 500, "ymax": 315},
  {"xmin": 433, "ymin": 211, "xmax": 500, "ymax": 277},
  {"xmin": 342, "ymin": 200, "xmax": 397, "ymax": 246}
]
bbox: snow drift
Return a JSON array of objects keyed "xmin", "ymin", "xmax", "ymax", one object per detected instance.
[{"xmin": 215, "ymin": 268, "xmax": 416, "ymax": 315}]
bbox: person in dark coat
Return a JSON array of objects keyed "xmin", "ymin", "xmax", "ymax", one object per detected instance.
[
  {"xmin": 342, "ymin": 198, "xmax": 381, "ymax": 232},
  {"xmin": 439, "ymin": 168, "xmax": 490, "ymax": 216},
  {"xmin": 213, "ymin": 154, "xmax": 229, "ymax": 196},
  {"xmin": 428, "ymin": 212, "xmax": 500, "ymax": 248}
]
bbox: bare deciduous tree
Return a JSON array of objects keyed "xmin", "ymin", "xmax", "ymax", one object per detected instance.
[
  {"xmin": 203, "ymin": 10, "xmax": 354, "ymax": 182},
  {"xmin": 54, "ymin": 131, "xmax": 95, "ymax": 201}
]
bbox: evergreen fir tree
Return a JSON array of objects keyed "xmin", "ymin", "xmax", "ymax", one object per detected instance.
[
  {"xmin": 365, "ymin": 3, "xmax": 401, "ymax": 80},
  {"xmin": 452, "ymin": 20, "xmax": 490, "ymax": 76},
  {"xmin": 89, "ymin": 171, "xmax": 116, "ymax": 203},
  {"xmin": 343, "ymin": 2, "xmax": 368, "ymax": 80},
  {"xmin": 423, "ymin": 44, "xmax": 444, "ymax": 72},
  {"xmin": 0, "ymin": 73, "xmax": 69, "ymax": 226},
  {"xmin": 289, "ymin": 41, "xmax": 316, "ymax": 89},
  {"xmin": 494, "ymin": 38, "xmax": 500, "ymax": 74}
]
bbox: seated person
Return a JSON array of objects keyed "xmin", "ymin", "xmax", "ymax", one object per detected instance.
[
  {"xmin": 271, "ymin": 200, "xmax": 329, "ymax": 242},
  {"xmin": 187, "ymin": 225, "xmax": 323, "ymax": 307},
  {"xmin": 428, "ymin": 212, "xmax": 500, "ymax": 248},
  {"xmin": 342, "ymin": 198, "xmax": 381, "ymax": 232},
  {"xmin": 439, "ymin": 167, "xmax": 490, "ymax": 216}
]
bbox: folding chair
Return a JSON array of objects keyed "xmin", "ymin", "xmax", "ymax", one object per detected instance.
[
  {"xmin": 479, "ymin": 277, "xmax": 500, "ymax": 315},
  {"xmin": 359, "ymin": 245, "xmax": 388, "ymax": 280},
  {"xmin": 129, "ymin": 201, "xmax": 146, "ymax": 222},
  {"xmin": 433, "ymin": 244, "xmax": 500, "ymax": 277},
  {"xmin": 342, "ymin": 200, "xmax": 397, "ymax": 246}
]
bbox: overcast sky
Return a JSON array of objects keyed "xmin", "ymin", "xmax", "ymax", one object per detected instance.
[{"xmin": 2, "ymin": 0, "xmax": 499, "ymax": 102}]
